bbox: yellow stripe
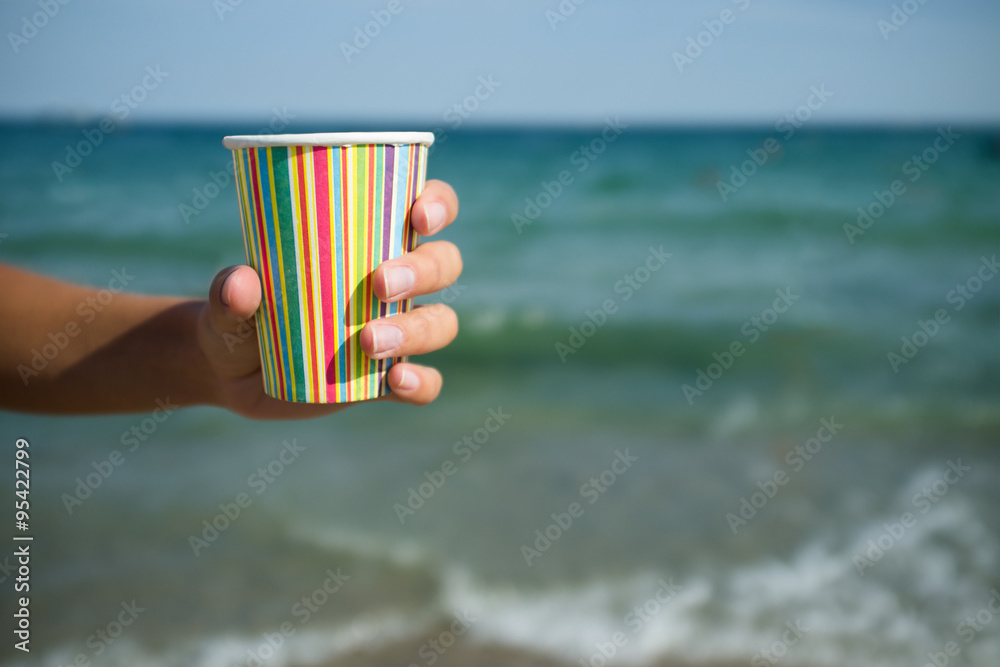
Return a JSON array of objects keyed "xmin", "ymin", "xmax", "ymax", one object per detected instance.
[
  {"xmin": 238, "ymin": 150, "xmax": 276, "ymax": 397},
  {"xmin": 357, "ymin": 145, "xmax": 367, "ymax": 399},
  {"xmin": 252, "ymin": 150, "xmax": 279, "ymax": 397},
  {"xmin": 305, "ymin": 149, "xmax": 325, "ymax": 403},
  {"xmin": 333, "ymin": 146, "xmax": 343, "ymax": 403},
  {"xmin": 288, "ymin": 148, "xmax": 313, "ymax": 401},
  {"xmin": 347, "ymin": 145, "xmax": 356, "ymax": 400}
]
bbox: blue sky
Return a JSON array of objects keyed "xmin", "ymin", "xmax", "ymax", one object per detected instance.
[{"xmin": 1, "ymin": 0, "xmax": 998, "ymax": 125}]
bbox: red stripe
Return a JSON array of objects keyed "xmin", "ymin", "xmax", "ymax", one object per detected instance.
[
  {"xmin": 402, "ymin": 146, "xmax": 418, "ymax": 314},
  {"xmin": 312, "ymin": 147, "xmax": 335, "ymax": 397},
  {"xmin": 340, "ymin": 147, "xmax": 352, "ymax": 402},
  {"xmin": 365, "ymin": 145, "xmax": 376, "ymax": 366},
  {"xmin": 367, "ymin": 146, "xmax": 379, "ymax": 396},
  {"xmin": 249, "ymin": 148, "xmax": 285, "ymax": 399}
]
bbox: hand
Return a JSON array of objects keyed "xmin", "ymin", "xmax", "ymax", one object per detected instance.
[{"xmin": 196, "ymin": 180, "xmax": 461, "ymax": 419}]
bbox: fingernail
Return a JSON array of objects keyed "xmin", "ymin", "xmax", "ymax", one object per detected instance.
[
  {"xmin": 220, "ymin": 270, "xmax": 235, "ymax": 307},
  {"xmin": 370, "ymin": 323, "xmax": 404, "ymax": 356},
  {"xmin": 396, "ymin": 367, "xmax": 419, "ymax": 391},
  {"xmin": 383, "ymin": 265, "xmax": 416, "ymax": 299},
  {"xmin": 424, "ymin": 202, "xmax": 447, "ymax": 234}
]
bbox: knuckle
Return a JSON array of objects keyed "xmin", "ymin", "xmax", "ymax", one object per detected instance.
[
  {"xmin": 424, "ymin": 304, "xmax": 458, "ymax": 340},
  {"xmin": 421, "ymin": 242, "xmax": 460, "ymax": 287},
  {"xmin": 426, "ymin": 253, "xmax": 445, "ymax": 288},
  {"xmin": 410, "ymin": 307, "xmax": 436, "ymax": 338},
  {"xmin": 427, "ymin": 302, "xmax": 454, "ymax": 321}
]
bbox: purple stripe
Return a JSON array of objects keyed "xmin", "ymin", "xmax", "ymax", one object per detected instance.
[
  {"xmin": 381, "ymin": 145, "xmax": 395, "ymax": 262},
  {"xmin": 378, "ymin": 145, "xmax": 394, "ymax": 323}
]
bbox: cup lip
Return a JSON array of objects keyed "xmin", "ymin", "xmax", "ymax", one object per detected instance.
[{"xmin": 222, "ymin": 132, "xmax": 435, "ymax": 150}]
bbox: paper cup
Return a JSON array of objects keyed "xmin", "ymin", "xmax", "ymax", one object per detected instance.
[{"xmin": 223, "ymin": 132, "xmax": 434, "ymax": 403}]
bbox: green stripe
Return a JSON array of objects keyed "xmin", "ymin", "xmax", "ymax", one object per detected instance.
[{"xmin": 271, "ymin": 147, "xmax": 306, "ymax": 401}]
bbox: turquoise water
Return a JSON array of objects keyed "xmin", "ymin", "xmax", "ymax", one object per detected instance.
[{"xmin": 1, "ymin": 122, "xmax": 999, "ymax": 666}]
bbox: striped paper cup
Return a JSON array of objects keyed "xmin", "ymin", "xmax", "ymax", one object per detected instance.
[{"xmin": 222, "ymin": 132, "xmax": 434, "ymax": 403}]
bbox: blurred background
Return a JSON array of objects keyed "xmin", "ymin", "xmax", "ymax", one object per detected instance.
[{"xmin": 1, "ymin": 1, "xmax": 999, "ymax": 665}]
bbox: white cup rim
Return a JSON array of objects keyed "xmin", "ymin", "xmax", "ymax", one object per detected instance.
[{"xmin": 222, "ymin": 132, "xmax": 435, "ymax": 149}]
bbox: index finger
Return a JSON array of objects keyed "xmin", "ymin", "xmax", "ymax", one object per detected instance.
[{"xmin": 411, "ymin": 179, "xmax": 459, "ymax": 237}]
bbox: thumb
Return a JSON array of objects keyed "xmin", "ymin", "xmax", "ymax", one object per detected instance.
[
  {"xmin": 207, "ymin": 265, "xmax": 262, "ymax": 335},
  {"xmin": 198, "ymin": 265, "xmax": 263, "ymax": 378}
]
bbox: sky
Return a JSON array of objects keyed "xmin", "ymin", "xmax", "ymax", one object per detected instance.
[{"xmin": 1, "ymin": 0, "xmax": 999, "ymax": 126}]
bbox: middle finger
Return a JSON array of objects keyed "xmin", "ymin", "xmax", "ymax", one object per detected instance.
[{"xmin": 373, "ymin": 240, "xmax": 463, "ymax": 303}]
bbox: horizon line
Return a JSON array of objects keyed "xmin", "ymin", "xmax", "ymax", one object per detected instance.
[{"xmin": 1, "ymin": 115, "xmax": 999, "ymax": 132}]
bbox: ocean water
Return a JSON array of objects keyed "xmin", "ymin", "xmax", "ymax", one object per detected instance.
[{"xmin": 0, "ymin": 121, "xmax": 999, "ymax": 666}]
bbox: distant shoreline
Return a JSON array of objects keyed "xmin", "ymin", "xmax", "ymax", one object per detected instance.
[{"xmin": 2, "ymin": 117, "xmax": 999, "ymax": 134}]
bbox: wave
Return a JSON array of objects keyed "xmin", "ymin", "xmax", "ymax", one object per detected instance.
[{"xmin": 11, "ymin": 478, "xmax": 999, "ymax": 667}]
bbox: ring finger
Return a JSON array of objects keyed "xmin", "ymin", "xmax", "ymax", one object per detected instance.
[{"xmin": 360, "ymin": 303, "xmax": 459, "ymax": 360}]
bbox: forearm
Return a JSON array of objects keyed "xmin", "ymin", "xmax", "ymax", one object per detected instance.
[{"xmin": 0, "ymin": 265, "xmax": 218, "ymax": 414}]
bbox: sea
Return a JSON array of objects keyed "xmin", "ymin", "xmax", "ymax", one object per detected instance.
[{"xmin": 0, "ymin": 121, "xmax": 998, "ymax": 666}]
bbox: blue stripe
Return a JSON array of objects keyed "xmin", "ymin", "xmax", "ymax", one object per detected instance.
[{"xmin": 388, "ymin": 144, "xmax": 412, "ymax": 320}]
